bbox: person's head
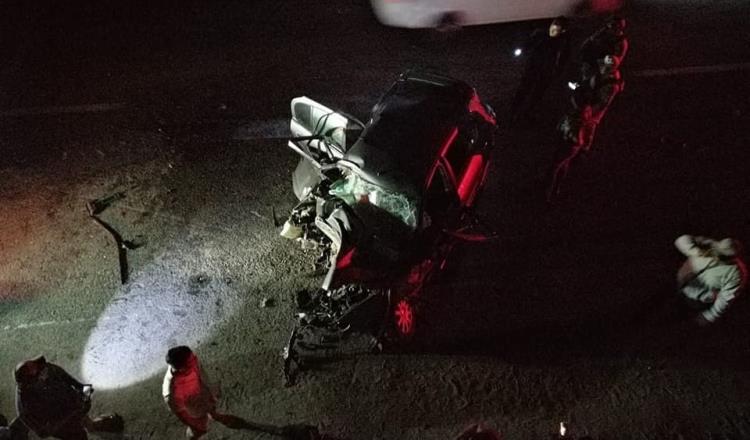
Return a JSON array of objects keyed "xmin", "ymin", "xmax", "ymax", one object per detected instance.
[
  {"xmin": 166, "ymin": 346, "xmax": 193, "ymax": 371},
  {"xmin": 713, "ymin": 238, "xmax": 742, "ymax": 261},
  {"xmin": 14, "ymin": 356, "xmax": 48, "ymax": 387},
  {"xmin": 549, "ymin": 16, "xmax": 568, "ymax": 37}
]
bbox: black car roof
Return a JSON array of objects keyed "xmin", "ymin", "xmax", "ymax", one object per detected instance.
[{"xmin": 343, "ymin": 71, "xmax": 475, "ymax": 196}]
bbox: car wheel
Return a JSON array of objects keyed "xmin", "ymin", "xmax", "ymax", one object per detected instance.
[{"xmin": 394, "ymin": 298, "xmax": 416, "ymax": 337}]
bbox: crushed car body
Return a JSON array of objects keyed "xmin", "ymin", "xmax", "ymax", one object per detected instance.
[{"xmin": 280, "ymin": 70, "xmax": 497, "ymax": 384}]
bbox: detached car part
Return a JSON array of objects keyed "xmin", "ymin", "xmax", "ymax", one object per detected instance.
[{"xmin": 86, "ymin": 192, "xmax": 144, "ymax": 285}]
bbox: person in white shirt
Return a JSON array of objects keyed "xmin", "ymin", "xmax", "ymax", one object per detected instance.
[{"xmin": 675, "ymin": 235, "xmax": 747, "ymax": 326}]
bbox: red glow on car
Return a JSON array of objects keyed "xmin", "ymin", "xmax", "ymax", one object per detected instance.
[
  {"xmin": 457, "ymin": 154, "xmax": 485, "ymax": 204},
  {"xmin": 394, "ymin": 299, "xmax": 414, "ymax": 335},
  {"xmin": 407, "ymin": 259, "xmax": 435, "ymax": 285},
  {"xmin": 336, "ymin": 247, "xmax": 356, "ymax": 269},
  {"xmin": 439, "ymin": 127, "xmax": 459, "ymax": 157},
  {"xmin": 469, "ymin": 93, "xmax": 496, "ymax": 124}
]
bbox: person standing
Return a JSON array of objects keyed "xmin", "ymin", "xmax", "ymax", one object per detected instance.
[
  {"xmin": 572, "ymin": 53, "xmax": 625, "ymax": 151},
  {"xmin": 509, "ymin": 16, "xmax": 572, "ymax": 123},
  {"xmin": 546, "ymin": 54, "xmax": 624, "ymax": 200},
  {"xmin": 675, "ymin": 235, "xmax": 747, "ymax": 326},
  {"xmin": 163, "ymin": 346, "xmax": 258, "ymax": 439},
  {"xmin": 546, "ymin": 102, "xmax": 591, "ymax": 200},
  {"xmin": 9, "ymin": 356, "xmax": 123, "ymax": 440}
]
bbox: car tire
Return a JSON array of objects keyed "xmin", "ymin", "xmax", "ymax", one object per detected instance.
[
  {"xmin": 394, "ymin": 297, "xmax": 416, "ymax": 338},
  {"xmin": 380, "ymin": 294, "xmax": 422, "ymax": 353}
]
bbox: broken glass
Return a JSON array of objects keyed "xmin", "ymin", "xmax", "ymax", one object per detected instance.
[{"xmin": 329, "ymin": 172, "xmax": 417, "ymax": 229}]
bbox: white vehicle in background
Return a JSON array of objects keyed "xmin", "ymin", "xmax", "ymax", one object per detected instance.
[{"xmin": 370, "ymin": 0, "xmax": 622, "ymax": 29}]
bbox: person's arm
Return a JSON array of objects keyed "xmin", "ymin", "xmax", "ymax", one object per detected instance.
[
  {"xmin": 16, "ymin": 388, "xmax": 63, "ymax": 436},
  {"xmin": 16, "ymin": 392, "xmax": 44, "ymax": 434},
  {"xmin": 675, "ymin": 235, "xmax": 705, "ymax": 257},
  {"xmin": 701, "ymin": 267, "xmax": 742, "ymax": 323},
  {"xmin": 162, "ymin": 369, "xmax": 180, "ymax": 414}
]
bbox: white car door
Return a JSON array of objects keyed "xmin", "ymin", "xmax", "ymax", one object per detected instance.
[{"xmin": 290, "ymin": 97, "xmax": 349, "ymax": 159}]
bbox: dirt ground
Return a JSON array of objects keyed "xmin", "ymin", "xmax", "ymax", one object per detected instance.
[{"xmin": 2, "ymin": 1, "xmax": 750, "ymax": 439}]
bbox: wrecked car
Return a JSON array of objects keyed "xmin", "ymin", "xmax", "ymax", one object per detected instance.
[{"xmin": 280, "ymin": 70, "xmax": 497, "ymax": 382}]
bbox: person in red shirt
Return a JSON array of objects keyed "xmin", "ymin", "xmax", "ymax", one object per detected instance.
[
  {"xmin": 162, "ymin": 346, "xmax": 247, "ymax": 439},
  {"xmin": 163, "ymin": 345, "xmax": 324, "ymax": 440}
]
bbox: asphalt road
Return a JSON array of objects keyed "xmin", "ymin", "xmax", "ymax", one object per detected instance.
[{"xmin": 1, "ymin": 1, "xmax": 750, "ymax": 439}]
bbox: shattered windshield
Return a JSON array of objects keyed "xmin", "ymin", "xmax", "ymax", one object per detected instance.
[{"xmin": 329, "ymin": 172, "xmax": 418, "ymax": 229}]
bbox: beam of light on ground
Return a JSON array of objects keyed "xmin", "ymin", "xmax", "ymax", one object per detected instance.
[{"xmin": 81, "ymin": 249, "xmax": 242, "ymax": 389}]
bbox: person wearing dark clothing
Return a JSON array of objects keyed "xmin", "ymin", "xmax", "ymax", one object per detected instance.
[
  {"xmin": 547, "ymin": 54, "xmax": 624, "ymax": 199},
  {"xmin": 10, "ymin": 356, "xmax": 123, "ymax": 440},
  {"xmin": 569, "ymin": 54, "xmax": 625, "ymax": 149},
  {"xmin": 546, "ymin": 103, "xmax": 591, "ymax": 200},
  {"xmin": 12, "ymin": 356, "xmax": 92, "ymax": 440},
  {"xmin": 579, "ymin": 15, "xmax": 628, "ymax": 78},
  {"xmin": 509, "ymin": 16, "xmax": 571, "ymax": 123}
]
